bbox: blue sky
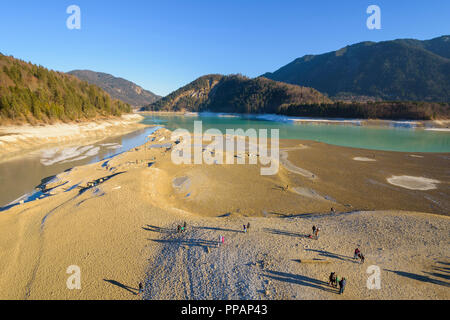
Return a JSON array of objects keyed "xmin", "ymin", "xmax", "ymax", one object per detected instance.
[{"xmin": 0, "ymin": 0, "xmax": 449, "ymax": 96}]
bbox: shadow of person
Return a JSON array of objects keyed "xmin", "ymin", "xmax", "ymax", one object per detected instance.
[
  {"xmin": 384, "ymin": 269, "xmax": 450, "ymax": 287},
  {"xmin": 263, "ymin": 270, "xmax": 338, "ymax": 294},
  {"xmin": 305, "ymin": 249, "xmax": 354, "ymax": 262},
  {"xmin": 103, "ymin": 279, "xmax": 139, "ymax": 295},
  {"xmin": 195, "ymin": 226, "xmax": 242, "ymax": 233},
  {"xmin": 264, "ymin": 228, "xmax": 308, "ymax": 238},
  {"xmin": 143, "ymin": 225, "xmax": 174, "ymax": 234}
]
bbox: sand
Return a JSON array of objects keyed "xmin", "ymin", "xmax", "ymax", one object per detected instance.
[
  {"xmin": 0, "ymin": 114, "xmax": 146, "ymax": 163},
  {"xmin": 0, "ymin": 128, "xmax": 448, "ymax": 300}
]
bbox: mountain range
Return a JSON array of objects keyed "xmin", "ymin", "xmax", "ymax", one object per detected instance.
[
  {"xmin": 263, "ymin": 35, "xmax": 450, "ymax": 102},
  {"xmin": 68, "ymin": 70, "xmax": 160, "ymax": 108}
]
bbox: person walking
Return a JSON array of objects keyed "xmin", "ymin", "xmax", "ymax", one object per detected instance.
[{"xmin": 339, "ymin": 278, "xmax": 346, "ymax": 295}]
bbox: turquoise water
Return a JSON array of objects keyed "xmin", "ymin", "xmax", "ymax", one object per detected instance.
[{"xmin": 142, "ymin": 114, "xmax": 450, "ymax": 153}]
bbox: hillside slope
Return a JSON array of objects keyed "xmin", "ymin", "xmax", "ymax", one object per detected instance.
[
  {"xmin": 145, "ymin": 74, "xmax": 331, "ymax": 113},
  {"xmin": 68, "ymin": 70, "xmax": 160, "ymax": 107},
  {"xmin": 0, "ymin": 54, "xmax": 131, "ymax": 125},
  {"xmin": 263, "ymin": 35, "xmax": 450, "ymax": 102}
]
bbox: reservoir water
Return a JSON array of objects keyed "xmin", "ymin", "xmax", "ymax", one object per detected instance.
[{"xmin": 142, "ymin": 114, "xmax": 450, "ymax": 153}]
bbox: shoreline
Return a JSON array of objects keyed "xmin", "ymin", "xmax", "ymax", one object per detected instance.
[
  {"xmin": 138, "ymin": 111, "xmax": 450, "ymax": 129},
  {"xmin": 0, "ymin": 114, "xmax": 148, "ymax": 163}
]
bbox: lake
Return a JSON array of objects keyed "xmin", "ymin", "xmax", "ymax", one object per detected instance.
[{"xmin": 142, "ymin": 113, "xmax": 450, "ymax": 153}]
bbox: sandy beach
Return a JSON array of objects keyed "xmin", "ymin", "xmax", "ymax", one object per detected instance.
[
  {"xmin": 0, "ymin": 128, "xmax": 448, "ymax": 300},
  {"xmin": 0, "ymin": 114, "xmax": 147, "ymax": 163}
]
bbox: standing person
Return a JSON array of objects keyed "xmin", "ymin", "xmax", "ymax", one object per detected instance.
[
  {"xmin": 247, "ymin": 222, "xmax": 250, "ymax": 231},
  {"xmin": 339, "ymin": 278, "xmax": 347, "ymax": 295},
  {"xmin": 335, "ymin": 275, "xmax": 340, "ymax": 289},
  {"xmin": 243, "ymin": 224, "xmax": 247, "ymax": 233},
  {"xmin": 315, "ymin": 227, "xmax": 320, "ymax": 240},
  {"xmin": 354, "ymin": 248, "xmax": 360, "ymax": 260},
  {"xmin": 137, "ymin": 282, "xmax": 144, "ymax": 296},
  {"xmin": 312, "ymin": 225, "xmax": 316, "ymax": 236},
  {"xmin": 183, "ymin": 221, "xmax": 187, "ymax": 231}
]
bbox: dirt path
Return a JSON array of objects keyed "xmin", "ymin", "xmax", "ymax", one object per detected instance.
[{"xmin": 143, "ymin": 220, "xmax": 267, "ymax": 300}]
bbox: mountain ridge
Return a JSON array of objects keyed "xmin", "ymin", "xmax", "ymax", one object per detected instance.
[
  {"xmin": 68, "ymin": 70, "xmax": 160, "ymax": 108},
  {"xmin": 144, "ymin": 74, "xmax": 332, "ymax": 113},
  {"xmin": 263, "ymin": 35, "xmax": 450, "ymax": 102}
]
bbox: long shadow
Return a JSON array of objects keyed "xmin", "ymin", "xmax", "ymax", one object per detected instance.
[
  {"xmin": 194, "ymin": 226, "xmax": 243, "ymax": 234},
  {"xmin": 143, "ymin": 225, "xmax": 174, "ymax": 234},
  {"xmin": 103, "ymin": 279, "xmax": 138, "ymax": 295},
  {"xmin": 423, "ymin": 271, "xmax": 450, "ymax": 281},
  {"xmin": 385, "ymin": 269, "xmax": 450, "ymax": 287},
  {"xmin": 432, "ymin": 266, "xmax": 450, "ymax": 274},
  {"xmin": 151, "ymin": 238, "xmax": 218, "ymax": 248},
  {"xmin": 264, "ymin": 228, "xmax": 308, "ymax": 238},
  {"xmin": 267, "ymin": 211, "xmax": 361, "ymax": 219},
  {"xmin": 263, "ymin": 270, "xmax": 337, "ymax": 294},
  {"xmin": 305, "ymin": 249, "xmax": 354, "ymax": 262}
]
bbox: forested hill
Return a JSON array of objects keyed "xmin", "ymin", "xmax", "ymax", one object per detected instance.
[
  {"xmin": 68, "ymin": 70, "xmax": 160, "ymax": 108},
  {"xmin": 144, "ymin": 74, "xmax": 331, "ymax": 113},
  {"xmin": 0, "ymin": 54, "xmax": 131, "ymax": 125},
  {"xmin": 263, "ymin": 35, "xmax": 450, "ymax": 102}
]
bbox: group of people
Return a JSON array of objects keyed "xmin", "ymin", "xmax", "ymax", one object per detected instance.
[
  {"xmin": 310, "ymin": 225, "xmax": 321, "ymax": 240},
  {"xmin": 169, "ymin": 220, "xmax": 363, "ymax": 297},
  {"xmin": 328, "ymin": 272, "xmax": 347, "ymax": 294}
]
